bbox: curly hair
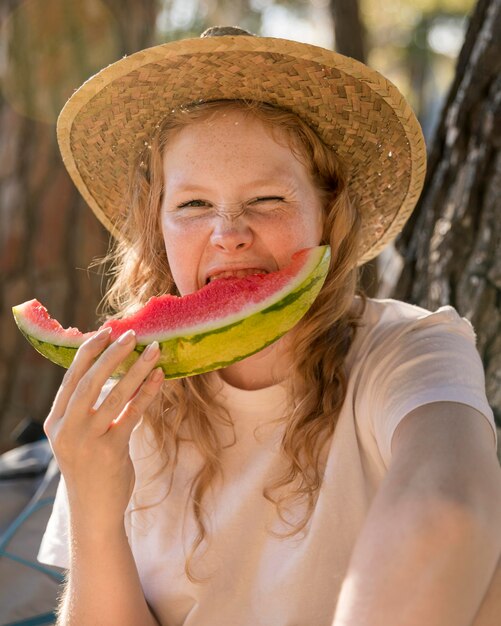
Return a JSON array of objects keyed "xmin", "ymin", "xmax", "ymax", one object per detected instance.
[{"xmin": 93, "ymin": 100, "xmax": 365, "ymax": 582}]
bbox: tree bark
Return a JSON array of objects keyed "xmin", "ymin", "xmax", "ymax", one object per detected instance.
[
  {"xmin": 0, "ymin": 0, "xmax": 158, "ymax": 451},
  {"xmin": 329, "ymin": 0, "xmax": 366, "ymax": 63},
  {"xmin": 392, "ymin": 0, "xmax": 501, "ymax": 429}
]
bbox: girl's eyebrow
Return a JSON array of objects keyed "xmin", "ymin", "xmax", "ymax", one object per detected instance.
[
  {"xmin": 167, "ymin": 171, "xmax": 299, "ymax": 195},
  {"xmin": 167, "ymin": 183, "xmax": 212, "ymax": 195}
]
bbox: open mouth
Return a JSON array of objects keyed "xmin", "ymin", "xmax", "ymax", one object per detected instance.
[{"xmin": 206, "ymin": 268, "xmax": 269, "ymax": 285}]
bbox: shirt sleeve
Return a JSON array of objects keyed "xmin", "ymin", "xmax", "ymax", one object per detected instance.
[
  {"xmin": 355, "ymin": 305, "xmax": 497, "ymax": 468},
  {"xmin": 37, "ymin": 475, "xmax": 70, "ymax": 569}
]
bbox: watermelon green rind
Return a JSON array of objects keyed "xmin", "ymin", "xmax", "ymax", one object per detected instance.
[
  {"xmin": 12, "ymin": 245, "xmax": 330, "ymax": 379},
  {"xmin": 15, "ymin": 331, "xmax": 79, "ymax": 370}
]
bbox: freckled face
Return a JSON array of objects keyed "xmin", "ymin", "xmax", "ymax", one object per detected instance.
[{"xmin": 160, "ymin": 110, "xmax": 324, "ymax": 295}]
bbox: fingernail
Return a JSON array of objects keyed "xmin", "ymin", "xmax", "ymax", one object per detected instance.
[
  {"xmin": 142, "ymin": 341, "xmax": 159, "ymax": 361},
  {"xmin": 95, "ymin": 327, "xmax": 112, "ymax": 341},
  {"xmin": 117, "ymin": 329, "xmax": 136, "ymax": 345},
  {"xmin": 151, "ymin": 367, "xmax": 164, "ymax": 382}
]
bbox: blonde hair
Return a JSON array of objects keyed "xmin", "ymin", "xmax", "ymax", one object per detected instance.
[{"xmin": 95, "ymin": 100, "xmax": 364, "ymax": 582}]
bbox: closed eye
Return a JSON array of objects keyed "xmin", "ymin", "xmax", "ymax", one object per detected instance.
[
  {"xmin": 251, "ymin": 196, "xmax": 285, "ymax": 204},
  {"xmin": 177, "ymin": 199, "xmax": 211, "ymax": 208}
]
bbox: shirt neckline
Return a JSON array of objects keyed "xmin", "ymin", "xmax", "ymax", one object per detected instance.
[{"xmin": 209, "ymin": 371, "xmax": 289, "ymax": 417}]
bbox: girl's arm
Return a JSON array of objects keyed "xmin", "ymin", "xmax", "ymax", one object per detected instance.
[
  {"xmin": 44, "ymin": 328, "xmax": 165, "ymax": 626},
  {"xmin": 472, "ymin": 555, "xmax": 501, "ymax": 626},
  {"xmin": 56, "ymin": 523, "xmax": 160, "ymax": 626},
  {"xmin": 332, "ymin": 402, "xmax": 501, "ymax": 626}
]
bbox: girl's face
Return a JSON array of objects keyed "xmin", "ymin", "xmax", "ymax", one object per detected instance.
[{"xmin": 160, "ymin": 110, "xmax": 324, "ymax": 296}]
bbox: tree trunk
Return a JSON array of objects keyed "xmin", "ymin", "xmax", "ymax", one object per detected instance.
[
  {"xmin": 0, "ymin": 0, "xmax": 158, "ymax": 451},
  {"xmin": 392, "ymin": 0, "xmax": 501, "ymax": 429},
  {"xmin": 329, "ymin": 0, "xmax": 366, "ymax": 63},
  {"xmin": 329, "ymin": 0, "xmax": 378, "ymax": 296}
]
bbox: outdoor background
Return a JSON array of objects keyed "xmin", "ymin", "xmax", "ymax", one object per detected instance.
[{"xmin": 1, "ymin": 0, "xmax": 500, "ymax": 454}]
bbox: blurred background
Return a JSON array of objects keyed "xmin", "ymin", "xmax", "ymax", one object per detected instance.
[{"xmin": 1, "ymin": 0, "xmax": 499, "ymax": 453}]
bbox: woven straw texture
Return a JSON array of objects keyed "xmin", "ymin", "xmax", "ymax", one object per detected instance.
[{"xmin": 57, "ymin": 36, "xmax": 427, "ymax": 264}]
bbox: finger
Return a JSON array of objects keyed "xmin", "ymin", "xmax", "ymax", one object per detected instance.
[
  {"xmin": 47, "ymin": 327, "xmax": 113, "ymax": 424},
  {"xmin": 93, "ymin": 340, "xmax": 162, "ymax": 431},
  {"xmin": 65, "ymin": 329, "xmax": 140, "ymax": 422},
  {"xmin": 109, "ymin": 367, "xmax": 164, "ymax": 442}
]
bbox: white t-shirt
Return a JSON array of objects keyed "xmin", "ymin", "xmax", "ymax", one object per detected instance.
[{"xmin": 38, "ymin": 298, "xmax": 497, "ymax": 626}]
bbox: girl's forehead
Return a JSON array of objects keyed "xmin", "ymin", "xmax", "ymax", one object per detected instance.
[
  {"xmin": 164, "ymin": 165, "xmax": 301, "ymax": 193},
  {"xmin": 162, "ymin": 109, "xmax": 298, "ymax": 162},
  {"xmin": 162, "ymin": 119, "xmax": 308, "ymax": 184}
]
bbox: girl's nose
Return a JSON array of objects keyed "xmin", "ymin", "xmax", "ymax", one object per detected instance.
[{"xmin": 209, "ymin": 215, "xmax": 253, "ymax": 252}]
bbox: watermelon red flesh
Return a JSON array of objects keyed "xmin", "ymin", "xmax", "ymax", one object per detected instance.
[
  {"xmin": 13, "ymin": 300, "xmax": 93, "ymax": 348},
  {"xmin": 12, "ymin": 245, "xmax": 330, "ymax": 379},
  {"xmin": 100, "ymin": 246, "xmax": 324, "ymax": 343}
]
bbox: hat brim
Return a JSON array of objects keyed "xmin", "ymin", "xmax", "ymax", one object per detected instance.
[{"xmin": 57, "ymin": 35, "xmax": 426, "ymax": 264}]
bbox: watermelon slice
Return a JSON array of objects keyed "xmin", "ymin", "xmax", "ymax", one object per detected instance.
[{"xmin": 12, "ymin": 245, "xmax": 330, "ymax": 379}]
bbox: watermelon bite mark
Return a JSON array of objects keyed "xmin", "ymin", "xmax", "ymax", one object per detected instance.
[{"xmin": 13, "ymin": 300, "xmax": 93, "ymax": 348}]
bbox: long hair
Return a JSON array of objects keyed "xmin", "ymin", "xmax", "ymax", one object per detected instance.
[{"xmin": 94, "ymin": 100, "xmax": 365, "ymax": 582}]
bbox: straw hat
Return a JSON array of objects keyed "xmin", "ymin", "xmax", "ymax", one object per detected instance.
[{"xmin": 57, "ymin": 26, "xmax": 426, "ymax": 265}]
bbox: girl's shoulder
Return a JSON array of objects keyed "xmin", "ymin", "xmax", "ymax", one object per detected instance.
[
  {"xmin": 359, "ymin": 296, "xmax": 467, "ymax": 327},
  {"xmin": 347, "ymin": 297, "xmax": 477, "ymax": 368},
  {"xmin": 357, "ymin": 296, "xmax": 474, "ymax": 336}
]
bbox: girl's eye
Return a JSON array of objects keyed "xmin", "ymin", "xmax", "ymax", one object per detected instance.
[
  {"xmin": 251, "ymin": 196, "xmax": 285, "ymax": 204},
  {"xmin": 177, "ymin": 199, "xmax": 210, "ymax": 209},
  {"xmin": 248, "ymin": 196, "xmax": 287, "ymax": 214}
]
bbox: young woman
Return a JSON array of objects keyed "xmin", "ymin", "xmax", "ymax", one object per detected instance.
[{"xmin": 38, "ymin": 27, "xmax": 500, "ymax": 626}]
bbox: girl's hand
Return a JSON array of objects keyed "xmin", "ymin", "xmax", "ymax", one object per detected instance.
[{"xmin": 44, "ymin": 327, "xmax": 164, "ymax": 531}]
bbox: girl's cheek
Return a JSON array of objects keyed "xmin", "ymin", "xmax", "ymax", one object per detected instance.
[
  {"xmin": 162, "ymin": 218, "xmax": 206, "ymax": 251},
  {"xmin": 269, "ymin": 213, "xmax": 319, "ymax": 245}
]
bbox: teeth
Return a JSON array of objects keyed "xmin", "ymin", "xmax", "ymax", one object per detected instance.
[{"xmin": 208, "ymin": 269, "xmax": 267, "ymax": 283}]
